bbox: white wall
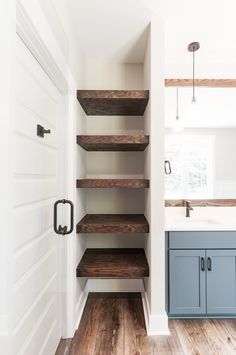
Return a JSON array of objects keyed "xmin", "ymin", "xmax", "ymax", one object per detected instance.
[
  {"xmin": 143, "ymin": 20, "xmax": 168, "ymax": 334},
  {"xmin": 165, "ymin": 87, "xmax": 236, "ymax": 128},
  {"xmin": 48, "ymin": 0, "xmax": 86, "ymax": 85},
  {"xmin": 143, "ymin": 25, "xmax": 151, "ymax": 316},
  {"xmin": 38, "ymin": 0, "xmax": 68, "ymax": 60},
  {"xmin": 66, "ymin": 74, "xmax": 87, "ymax": 337}
]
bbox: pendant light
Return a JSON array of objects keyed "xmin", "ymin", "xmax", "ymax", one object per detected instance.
[
  {"xmin": 188, "ymin": 41, "xmax": 200, "ymax": 103},
  {"xmin": 172, "ymin": 88, "xmax": 183, "ymax": 133}
]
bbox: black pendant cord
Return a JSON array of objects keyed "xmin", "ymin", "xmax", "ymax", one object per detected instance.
[
  {"xmin": 176, "ymin": 88, "xmax": 179, "ymax": 118},
  {"xmin": 188, "ymin": 41, "xmax": 200, "ymax": 103},
  {"xmin": 192, "ymin": 50, "xmax": 195, "ymax": 101}
]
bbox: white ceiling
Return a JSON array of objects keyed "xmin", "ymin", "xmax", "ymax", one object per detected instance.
[
  {"xmin": 164, "ymin": 0, "xmax": 236, "ymax": 77},
  {"xmin": 57, "ymin": 0, "xmax": 157, "ymax": 63},
  {"xmin": 53, "ymin": 0, "xmax": 236, "ymax": 75}
]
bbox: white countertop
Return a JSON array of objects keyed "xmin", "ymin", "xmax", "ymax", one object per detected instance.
[{"xmin": 165, "ymin": 207, "xmax": 236, "ymax": 231}]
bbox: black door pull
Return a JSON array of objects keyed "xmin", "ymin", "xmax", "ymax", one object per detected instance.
[
  {"xmin": 164, "ymin": 160, "xmax": 172, "ymax": 175},
  {"xmin": 54, "ymin": 199, "xmax": 74, "ymax": 235},
  {"xmin": 207, "ymin": 257, "xmax": 212, "ymax": 271},
  {"xmin": 201, "ymin": 257, "xmax": 205, "ymax": 271}
]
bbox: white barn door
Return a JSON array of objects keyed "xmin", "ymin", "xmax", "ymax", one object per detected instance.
[{"xmin": 12, "ymin": 34, "xmax": 66, "ymax": 355}]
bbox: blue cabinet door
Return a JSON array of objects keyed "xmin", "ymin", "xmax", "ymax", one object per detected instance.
[
  {"xmin": 169, "ymin": 250, "xmax": 206, "ymax": 315},
  {"xmin": 207, "ymin": 249, "xmax": 236, "ymax": 315}
]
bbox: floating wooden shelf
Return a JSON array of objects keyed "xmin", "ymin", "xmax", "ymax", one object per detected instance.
[
  {"xmin": 76, "ymin": 179, "xmax": 149, "ymax": 189},
  {"xmin": 77, "ymin": 90, "xmax": 149, "ymax": 116},
  {"xmin": 77, "ymin": 135, "xmax": 149, "ymax": 151},
  {"xmin": 76, "ymin": 248, "xmax": 149, "ymax": 277},
  {"xmin": 77, "ymin": 214, "xmax": 149, "ymax": 234}
]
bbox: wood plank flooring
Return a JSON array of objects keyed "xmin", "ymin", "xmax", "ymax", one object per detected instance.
[{"xmin": 55, "ymin": 293, "xmax": 236, "ymax": 355}]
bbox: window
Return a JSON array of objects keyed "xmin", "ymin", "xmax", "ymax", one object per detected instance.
[{"xmin": 165, "ymin": 135, "xmax": 214, "ymax": 199}]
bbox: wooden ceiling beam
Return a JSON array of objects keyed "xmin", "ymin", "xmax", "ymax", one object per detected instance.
[{"xmin": 165, "ymin": 79, "xmax": 236, "ymax": 88}]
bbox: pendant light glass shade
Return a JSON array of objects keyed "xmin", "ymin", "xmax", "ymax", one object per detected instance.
[
  {"xmin": 172, "ymin": 88, "xmax": 183, "ymax": 133},
  {"xmin": 173, "ymin": 115, "xmax": 183, "ymax": 133}
]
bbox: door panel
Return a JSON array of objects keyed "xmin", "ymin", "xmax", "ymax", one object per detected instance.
[
  {"xmin": 207, "ymin": 249, "xmax": 236, "ymax": 314},
  {"xmin": 13, "ymin": 35, "xmax": 63, "ymax": 355},
  {"xmin": 14, "ymin": 134, "xmax": 57, "ymax": 176},
  {"xmin": 169, "ymin": 249, "xmax": 206, "ymax": 315}
]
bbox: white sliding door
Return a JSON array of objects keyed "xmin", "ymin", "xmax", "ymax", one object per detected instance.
[{"xmin": 11, "ymin": 34, "xmax": 66, "ymax": 355}]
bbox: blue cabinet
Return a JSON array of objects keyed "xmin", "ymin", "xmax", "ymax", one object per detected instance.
[
  {"xmin": 169, "ymin": 250, "xmax": 206, "ymax": 315},
  {"xmin": 167, "ymin": 232, "xmax": 236, "ymax": 317},
  {"xmin": 206, "ymin": 250, "xmax": 236, "ymax": 315}
]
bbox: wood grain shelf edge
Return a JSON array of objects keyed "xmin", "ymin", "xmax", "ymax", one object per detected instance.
[
  {"xmin": 77, "ymin": 135, "xmax": 149, "ymax": 151},
  {"xmin": 76, "ymin": 214, "xmax": 149, "ymax": 233},
  {"xmin": 76, "ymin": 248, "xmax": 149, "ymax": 278},
  {"xmin": 77, "ymin": 90, "xmax": 149, "ymax": 116},
  {"xmin": 76, "ymin": 179, "xmax": 149, "ymax": 189}
]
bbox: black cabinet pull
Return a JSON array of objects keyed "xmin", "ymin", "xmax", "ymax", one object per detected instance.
[
  {"xmin": 164, "ymin": 160, "xmax": 172, "ymax": 175},
  {"xmin": 201, "ymin": 257, "xmax": 205, "ymax": 271},
  {"xmin": 54, "ymin": 199, "xmax": 74, "ymax": 235},
  {"xmin": 207, "ymin": 257, "xmax": 212, "ymax": 271}
]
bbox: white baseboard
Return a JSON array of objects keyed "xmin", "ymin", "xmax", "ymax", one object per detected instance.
[
  {"xmin": 85, "ymin": 279, "xmax": 145, "ymax": 292},
  {"xmin": 142, "ymin": 292, "xmax": 170, "ymax": 335},
  {"xmin": 75, "ymin": 290, "xmax": 88, "ymax": 330}
]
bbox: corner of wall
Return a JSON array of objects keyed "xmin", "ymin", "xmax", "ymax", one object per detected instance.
[
  {"xmin": 143, "ymin": 16, "xmax": 168, "ymax": 335},
  {"xmin": 142, "ymin": 292, "xmax": 169, "ymax": 336}
]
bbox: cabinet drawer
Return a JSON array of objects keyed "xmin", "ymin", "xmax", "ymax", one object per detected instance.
[{"xmin": 169, "ymin": 231, "xmax": 236, "ymax": 249}]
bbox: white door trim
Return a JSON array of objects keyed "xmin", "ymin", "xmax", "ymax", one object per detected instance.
[{"xmin": 16, "ymin": 0, "xmax": 68, "ymax": 94}]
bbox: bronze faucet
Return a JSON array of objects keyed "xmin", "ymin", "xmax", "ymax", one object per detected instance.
[{"xmin": 186, "ymin": 200, "xmax": 193, "ymax": 217}]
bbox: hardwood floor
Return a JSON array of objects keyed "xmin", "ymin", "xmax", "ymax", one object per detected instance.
[{"xmin": 55, "ymin": 293, "xmax": 236, "ymax": 355}]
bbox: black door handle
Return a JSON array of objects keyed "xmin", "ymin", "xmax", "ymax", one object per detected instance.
[
  {"xmin": 37, "ymin": 124, "xmax": 51, "ymax": 138},
  {"xmin": 54, "ymin": 199, "xmax": 74, "ymax": 235},
  {"xmin": 207, "ymin": 257, "xmax": 212, "ymax": 271},
  {"xmin": 164, "ymin": 160, "xmax": 172, "ymax": 175},
  {"xmin": 200, "ymin": 257, "xmax": 205, "ymax": 271}
]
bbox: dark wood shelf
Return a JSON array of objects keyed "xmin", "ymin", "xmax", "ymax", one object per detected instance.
[
  {"xmin": 77, "ymin": 90, "xmax": 149, "ymax": 116},
  {"xmin": 76, "ymin": 178, "xmax": 149, "ymax": 189},
  {"xmin": 77, "ymin": 135, "xmax": 149, "ymax": 151},
  {"xmin": 77, "ymin": 214, "xmax": 149, "ymax": 234},
  {"xmin": 76, "ymin": 248, "xmax": 149, "ymax": 277}
]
